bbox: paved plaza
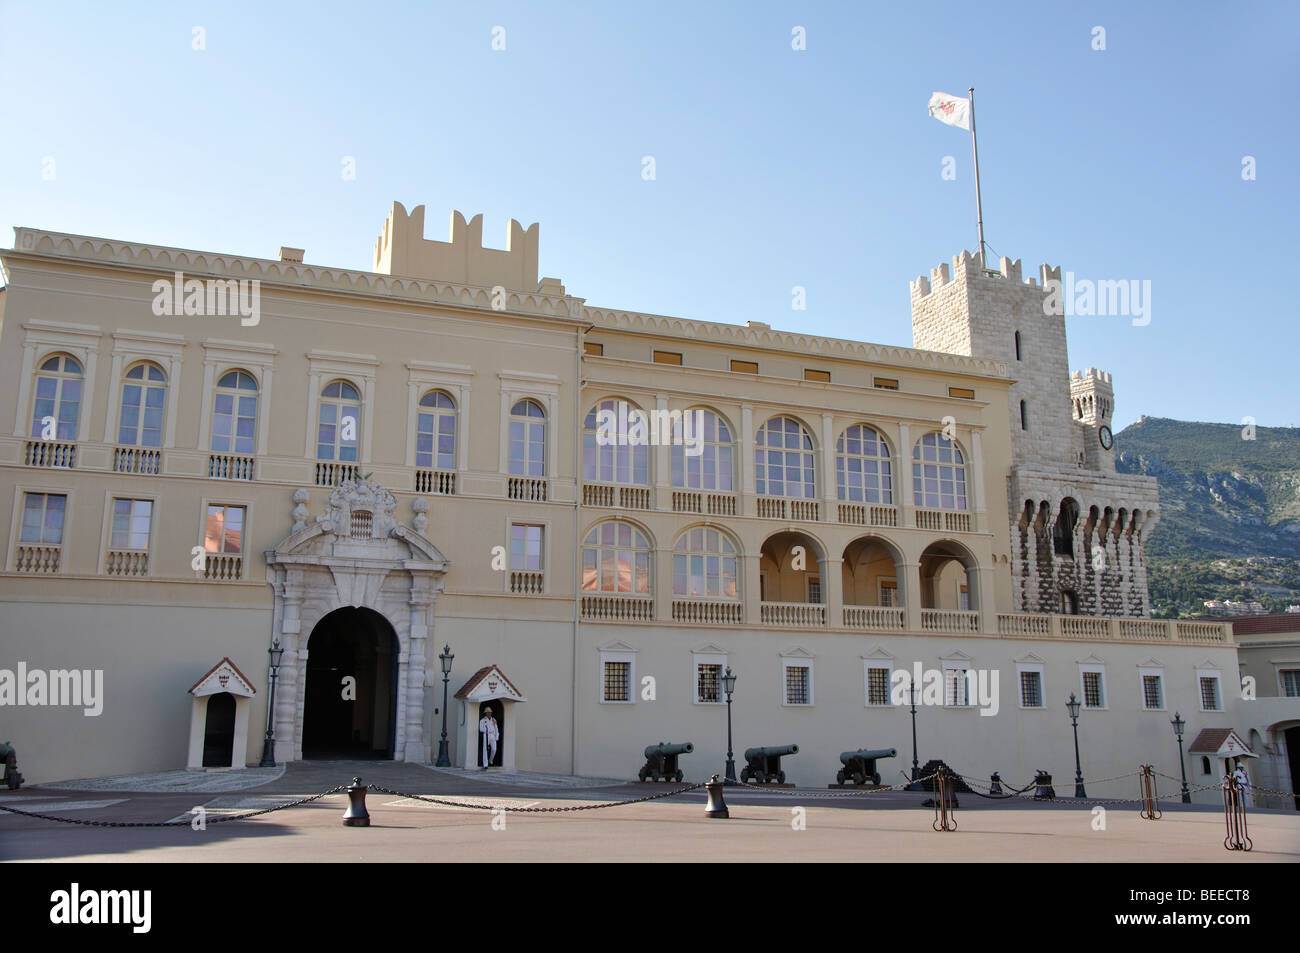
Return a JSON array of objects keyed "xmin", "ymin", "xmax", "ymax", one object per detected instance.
[{"xmin": 1, "ymin": 761, "xmax": 1297, "ymax": 863}]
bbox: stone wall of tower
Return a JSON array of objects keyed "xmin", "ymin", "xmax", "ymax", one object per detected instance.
[{"xmin": 911, "ymin": 251, "xmax": 1074, "ymax": 468}]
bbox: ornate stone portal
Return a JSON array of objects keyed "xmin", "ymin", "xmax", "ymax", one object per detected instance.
[{"xmin": 265, "ymin": 479, "xmax": 448, "ymax": 763}]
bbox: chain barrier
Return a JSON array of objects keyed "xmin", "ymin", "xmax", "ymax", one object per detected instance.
[
  {"xmin": 719, "ymin": 771, "xmax": 938, "ymax": 799},
  {"xmin": 365, "ymin": 781, "xmax": 704, "ymax": 812},
  {"xmin": 0, "ymin": 785, "xmax": 347, "ymax": 828}
]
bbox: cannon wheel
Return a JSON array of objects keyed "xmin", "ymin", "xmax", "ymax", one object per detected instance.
[
  {"xmin": 872, "ymin": 772, "xmax": 881, "ymax": 786},
  {"xmin": 836, "ymin": 769, "xmax": 846, "ymax": 784},
  {"xmin": 638, "ymin": 769, "xmax": 647, "ymax": 782},
  {"xmin": 853, "ymin": 771, "xmax": 867, "ymax": 785},
  {"xmin": 754, "ymin": 770, "xmax": 766, "ymax": 784},
  {"xmin": 740, "ymin": 767, "xmax": 750, "ymax": 782},
  {"xmin": 674, "ymin": 770, "xmax": 683, "ymax": 783},
  {"xmin": 777, "ymin": 770, "xmax": 786, "ymax": 784}
]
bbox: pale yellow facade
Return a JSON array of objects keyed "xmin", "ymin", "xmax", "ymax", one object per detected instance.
[{"xmin": 0, "ymin": 205, "xmax": 1249, "ymax": 802}]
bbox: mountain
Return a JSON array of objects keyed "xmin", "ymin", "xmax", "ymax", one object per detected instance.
[{"xmin": 1113, "ymin": 417, "xmax": 1300, "ymax": 615}]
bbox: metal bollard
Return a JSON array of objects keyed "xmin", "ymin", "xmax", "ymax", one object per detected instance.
[
  {"xmin": 989, "ymin": 771, "xmax": 1002, "ymax": 795},
  {"xmin": 342, "ymin": 776, "xmax": 370, "ymax": 827},
  {"xmin": 704, "ymin": 774, "xmax": 729, "ymax": 818},
  {"xmin": 1033, "ymin": 770, "xmax": 1056, "ymax": 801}
]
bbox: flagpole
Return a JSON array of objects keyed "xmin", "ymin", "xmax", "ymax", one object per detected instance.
[{"xmin": 969, "ymin": 86, "xmax": 987, "ymax": 268}]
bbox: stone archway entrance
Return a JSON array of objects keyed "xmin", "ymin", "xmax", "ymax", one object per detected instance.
[
  {"xmin": 303, "ymin": 607, "xmax": 400, "ymax": 759},
  {"xmin": 265, "ymin": 479, "xmax": 448, "ymax": 764}
]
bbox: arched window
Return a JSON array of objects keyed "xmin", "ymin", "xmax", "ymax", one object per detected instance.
[
  {"xmin": 1014, "ymin": 330, "xmax": 1022, "ymax": 361},
  {"xmin": 582, "ymin": 398, "xmax": 648, "ymax": 485},
  {"xmin": 672, "ymin": 527, "xmax": 739, "ymax": 599},
  {"xmin": 118, "ymin": 362, "xmax": 167, "ymax": 447},
  {"xmin": 509, "ymin": 399, "xmax": 546, "ymax": 476},
  {"xmin": 836, "ymin": 424, "xmax": 892, "ymax": 503},
  {"xmin": 317, "ymin": 380, "xmax": 361, "ymax": 461},
  {"xmin": 671, "ymin": 408, "xmax": 733, "ymax": 490},
  {"xmin": 212, "ymin": 370, "xmax": 258, "ymax": 454},
  {"xmin": 581, "ymin": 521, "xmax": 651, "ymax": 594},
  {"xmin": 1054, "ymin": 499, "xmax": 1079, "ymax": 557},
  {"xmin": 755, "ymin": 416, "xmax": 815, "ymax": 498},
  {"xmin": 1020, "ymin": 400, "xmax": 1028, "ymax": 431},
  {"xmin": 912, "ymin": 433, "xmax": 967, "ymax": 510},
  {"xmin": 417, "ymin": 390, "xmax": 457, "ymax": 470},
  {"xmin": 31, "ymin": 354, "xmax": 82, "ymax": 440}
]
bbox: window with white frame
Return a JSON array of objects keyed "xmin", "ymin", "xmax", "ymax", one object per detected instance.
[
  {"xmin": 509, "ymin": 399, "xmax": 547, "ymax": 476},
  {"xmin": 509, "ymin": 524, "xmax": 544, "ymax": 572},
  {"xmin": 944, "ymin": 664, "xmax": 970, "ymax": 706},
  {"xmin": 599, "ymin": 646, "xmax": 635, "ymax": 703},
  {"xmin": 317, "ymin": 380, "xmax": 361, "ymax": 462},
  {"xmin": 1017, "ymin": 664, "xmax": 1044, "ymax": 708},
  {"xmin": 1080, "ymin": 667, "xmax": 1106, "ymax": 709},
  {"xmin": 117, "ymin": 362, "xmax": 167, "ymax": 447},
  {"xmin": 806, "ymin": 575, "xmax": 822, "ymax": 605},
  {"xmin": 31, "ymin": 354, "xmax": 83, "ymax": 440},
  {"xmin": 783, "ymin": 661, "xmax": 812, "ymax": 705},
  {"xmin": 1140, "ymin": 668, "xmax": 1165, "ymax": 710},
  {"xmin": 20, "ymin": 492, "xmax": 66, "ymax": 547},
  {"xmin": 204, "ymin": 505, "xmax": 245, "ymax": 555},
  {"xmin": 582, "ymin": 398, "xmax": 648, "ymax": 486},
  {"xmin": 836, "ymin": 424, "xmax": 893, "ymax": 504},
  {"xmin": 211, "ymin": 370, "xmax": 259, "ymax": 455},
  {"xmin": 672, "ymin": 526, "xmax": 739, "ymax": 600},
  {"xmin": 755, "ymin": 416, "xmax": 816, "ymax": 499},
  {"xmin": 416, "ymin": 390, "xmax": 457, "ymax": 470},
  {"xmin": 879, "ymin": 579, "xmax": 897, "ymax": 607},
  {"xmin": 694, "ymin": 651, "xmax": 727, "ymax": 704},
  {"xmin": 1198, "ymin": 670, "xmax": 1222, "ymax": 711},
  {"xmin": 670, "ymin": 408, "xmax": 733, "ymax": 491},
  {"xmin": 110, "ymin": 498, "xmax": 153, "ymax": 550},
  {"xmin": 1282, "ymin": 670, "xmax": 1300, "ymax": 697},
  {"xmin": 865, "ymin": 663, "xmax": 892, "ymax": 706},
  {"xmin": 912, "ymin": 432, "xmax": 967, "ymax": 510},
  {"xmin": 581, "ymin": 520, "xmax": 650, "ymax": 594}
]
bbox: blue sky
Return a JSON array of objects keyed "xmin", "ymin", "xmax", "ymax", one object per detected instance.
[{"xmin": 2, "ymin": 1, "xmax": 1295, "ymax": 430}]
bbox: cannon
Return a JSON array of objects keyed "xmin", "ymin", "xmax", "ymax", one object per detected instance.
[
  {"xmin": 740, "ymin": 744, "xmax": 799, "ymax": 784},
  {"xmin": 638, "ymin": 741, "xmax": 693, "ymax": 782},
  {"xmin": 835, "ymin": 747, "xmax": 896, "ymax": 786},
  {"xmin": 0, "ymin": 741, "xmax": 23, "ymax": 791}
]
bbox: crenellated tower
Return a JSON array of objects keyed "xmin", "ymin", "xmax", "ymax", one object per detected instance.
[{"xmin": 911, "ymin": 250, "xmax": 1159, "ymax": 618}]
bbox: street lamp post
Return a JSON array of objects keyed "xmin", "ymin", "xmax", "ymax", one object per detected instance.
[
  {"xmin": 722, "ymin": 666, "xmax": 737, "ymax": 784},
  {"xmin": 258, "ymin": 638, "xmax": 285, "ymax": 768},
  {"xmin": 909, "ymin": 680, "xmax": 920, "ymax": 782},
  {"xmin": 435, "ymin": 644, "xmax": 454, "ymax": 767},
  {"xmin": 1171, "ymin": 711, "xmax": 1191, "ymax": 804},
  {"xmin": 1066, "ymin": 692, "xmax": 1086, "ymax": 798}
]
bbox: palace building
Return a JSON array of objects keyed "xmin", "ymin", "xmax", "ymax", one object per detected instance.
[{"xmin": 0, "ymin": 202, "xmax": 1268, "ymax": 801}]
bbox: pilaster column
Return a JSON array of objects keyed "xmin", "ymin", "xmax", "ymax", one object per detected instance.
[
  {"xmin": 275, "ymin": 590, "xmax": 304, "ymax": 761},
  {"xmin": 743, "ymin": 551, "xmax": 761, "ymax": 626},
  {"xmin": 821, "ymin": 555, "xmax": 842, "ymax": 627},
  {"xmin": 901, "ymin": 561, "xmax": 921, "ymax": 632},
  {"xmin": 741, "ymin": 404, "xmax": 755, "ymax": 517},
  {"xmin": 655, "ymin": 394, "xmax": 671, "ymax": 510},
  {"xmin": 970, "ymin": 430, "xmax": 986, "ymax": 533},
  {"xmin": 654, "ymin": 546, "xmax": 674, "ymax": 622},
  {"xmin": 897, "ymin": 422, "xmax": 914, "ymax": 527},
  {"xmin": 820, "ymin": 413, "xmax": 836, "ymax": 520}
]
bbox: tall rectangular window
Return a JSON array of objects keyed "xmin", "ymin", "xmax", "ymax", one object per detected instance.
[
  {"xmin": 1019, "ymin": 671, "xmax": 1043, "ymax": 708},
  {"xmin": 1199, "ymin": 676, "xmax": 1221, "ymax": 711},
  {"xmin": 1282, "ymin": 670, "xmax": 1300, "ymax": 697},
  {"xmin": 784, "ymin": 665, "xmax": 810, "ymax": 705},
  {"xmin": 21, "ymin": 492, "xmax": 66, "ymax": 544},
  {"xmin": 110, "ymin": 498, "xmax": 152, "ymax": 550},
  {"xmin": 1142, "ymin": 674, "xmax": 1164, "ymax": 710},
  {"xmin": 879, "ymin": 580, "xmax": 897, "ymax": 607},
  {"xmin": 603, "ymin": 661, "xmax": 631, "ymax": 702},
  {"xmin": 806, "ymin": 576, "xmax": 822, "ymax": 604},
  {"xmin": 866, "ymin": 667, "xmax": 890, "ymax": 706},
  {"xmin": 944, "ymin": 667, "xmax": 969, "ymax": 706},
  {"xmin": 1082, "ymin": 670, "xmax": 1105, "ymax": 709},
  {"xmin": 205, "ymin": 505, "xmax": 245, "ymax": 554}
]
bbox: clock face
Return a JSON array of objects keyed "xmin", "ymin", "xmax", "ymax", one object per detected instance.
[{"xmin": 1098, "ymin": 425, "xmax": 1113, "ymax": 450}]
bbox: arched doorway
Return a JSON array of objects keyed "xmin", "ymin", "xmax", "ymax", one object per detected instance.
[
  {"xmin": 202, "ymin": 692, "xmax": 236, "ymax": 767},
  {"xmin": 303, "ymin": 606, "xmax": 399, "ymax": 759}
]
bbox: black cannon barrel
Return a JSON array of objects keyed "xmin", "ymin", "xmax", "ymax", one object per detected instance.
[
  {"xmin": 644, "ymin": 741, "xmax": 694, "ymax": 759},
  {"xmin": 839, "ymin": 747, "xmax": 897, "ymax": 764},
  {"xmin": 743, "ymin": 744, "xmax": 799, "ymax": 761}
]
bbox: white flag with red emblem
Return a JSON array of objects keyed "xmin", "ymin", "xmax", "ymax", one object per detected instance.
[{"xmin": 928, "ymin": 91, "xmax": 970, "ymax": 131}]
